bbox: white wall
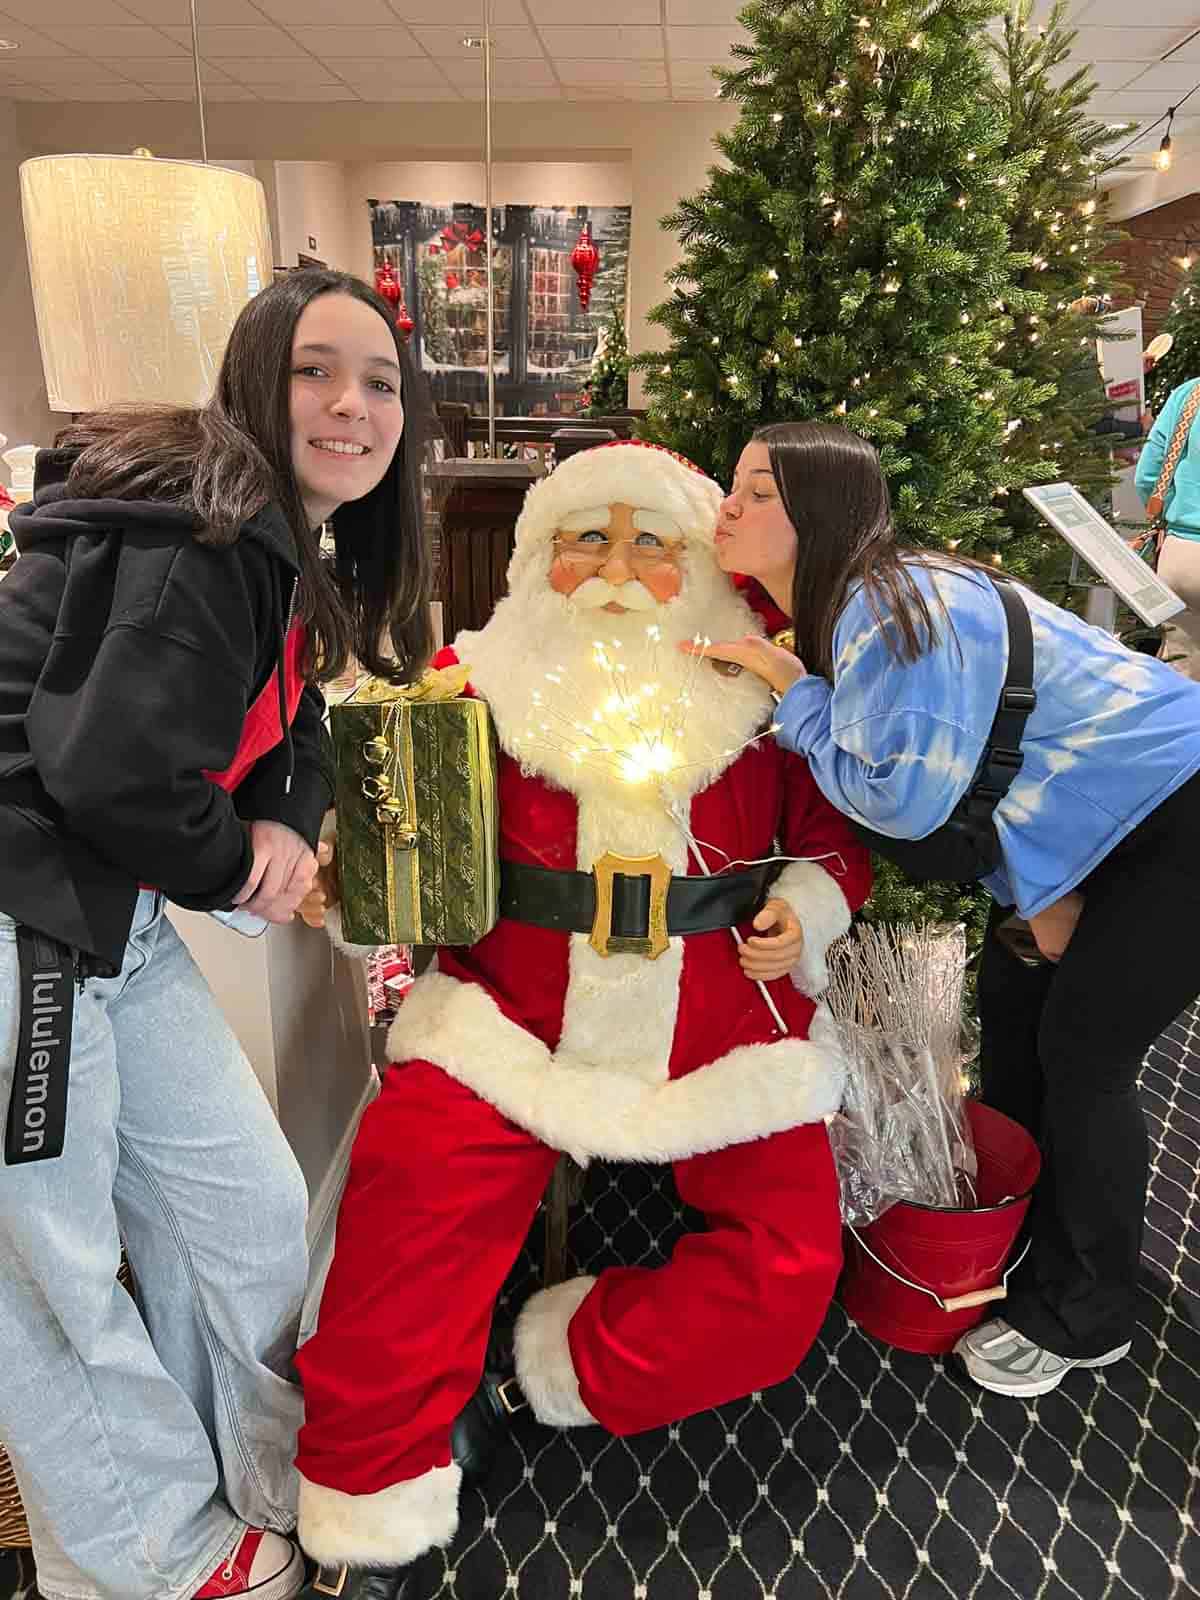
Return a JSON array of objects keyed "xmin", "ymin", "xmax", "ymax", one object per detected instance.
[
  {"xmin": 0, "ymin": 100, "xmax": 57, "ymax": 473},
  {"xmin": 275, "ymin": 159, "xmax": 358, "ymax": 271}
]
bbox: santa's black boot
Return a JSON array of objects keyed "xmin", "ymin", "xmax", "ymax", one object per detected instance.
[
  {"xmin": 301, "ymin": 1561, "xmax": 415, "ymax": 1600},
  {"xmin": 450, "ymin": 1325, "xmax": 527, "ymax": 1486}
]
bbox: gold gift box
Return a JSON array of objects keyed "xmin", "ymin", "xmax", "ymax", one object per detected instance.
[{"xmin": 331, "ymin": 666, "xmax": 500, "ymax": 947}]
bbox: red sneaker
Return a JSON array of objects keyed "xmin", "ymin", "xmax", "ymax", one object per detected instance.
[{"xmin": 193, "ymin": 1528, "xmax": 305, "ymax": 1600}]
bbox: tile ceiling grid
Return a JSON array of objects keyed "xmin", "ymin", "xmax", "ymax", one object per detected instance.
[{"xmin": 2, "ymin": 2, "xmax": 1200, "ymax": 170}]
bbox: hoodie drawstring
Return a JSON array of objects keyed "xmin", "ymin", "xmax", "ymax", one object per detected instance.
[{"xmin": 278, "ymin": 574, "xmax": 296, "ymax": 796}]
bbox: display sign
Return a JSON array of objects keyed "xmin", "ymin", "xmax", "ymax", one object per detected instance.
[{"xmin": 1023, "ymin": 483, "xmax": 1185, "ymax": 627}]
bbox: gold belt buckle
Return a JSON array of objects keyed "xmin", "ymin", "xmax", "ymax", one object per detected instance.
[
  {"xmin": 589, "ymin": 851, "xmax": 671, "ymax": 961},
  {"xmin": 312, "ymin": 1564, "xmax": 348, "ymax": 1597}
]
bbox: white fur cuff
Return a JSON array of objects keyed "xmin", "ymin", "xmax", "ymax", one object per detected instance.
[
  {"xmin": 296, "ymin": 1463, "xmax": 461, "ymax": 1567},
  {"xmin": 772, "ymin": 860, "xmax": 853, "ymax": 997},
  {"xmin": 515, "ymin": 1277, "xmax": 601, "ymax": 1428}
]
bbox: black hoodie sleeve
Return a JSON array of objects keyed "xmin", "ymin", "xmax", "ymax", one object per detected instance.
[
  {"xmin": 232, "ymin": 682, "xmax": 334, "ymax": 849},
  {"xmin": 26, "ymin": 542, "xmax": 266, "ymax": 910}
]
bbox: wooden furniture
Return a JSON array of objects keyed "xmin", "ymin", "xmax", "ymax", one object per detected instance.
[{"xmin": 429, "ymin": 459, "xmax": 544, "ymax": 644}]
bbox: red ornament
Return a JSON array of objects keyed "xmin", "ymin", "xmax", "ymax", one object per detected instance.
[
  {"xmin": 570, "ymin": 221, "xmax": 601, "ymax": 312},
  {"xmin": 445, "ymin": 271, "xmax": 460, "ymax": 291},
  {"xmin": 428, "ymin": 243, "xmax": 441, "ymax": 255},
  {"xmin": 395, "ymin": 296, "xmax": 415, "ymax": 339},
  {"xmin": 374, "ymin": 261, "xmax": 401, "ymax": 309}
]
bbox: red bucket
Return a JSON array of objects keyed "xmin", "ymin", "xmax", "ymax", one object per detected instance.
[{"xmin": 839, "ymin": 1101, "xmax": 1042, "ymax": 1354}]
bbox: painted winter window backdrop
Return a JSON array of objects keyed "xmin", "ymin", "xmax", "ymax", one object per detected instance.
[{"xmin": 369, "ymin": 201, "xmax": 630, "ymax": 417}]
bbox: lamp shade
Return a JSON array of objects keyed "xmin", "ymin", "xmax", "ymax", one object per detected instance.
[{"xmin": 20, "ymin": 154, "xmax": 273, "ymax": 413}]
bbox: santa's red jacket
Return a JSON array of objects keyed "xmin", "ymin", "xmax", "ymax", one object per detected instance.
[{"xmin": 386, "ymin": 644, "xmax": 871, "ymax": 1168}]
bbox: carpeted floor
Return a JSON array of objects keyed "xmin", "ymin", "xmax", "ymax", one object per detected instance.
[{"xmin": 3, "ymin": 1007, "xmax": 1198, "ymax": 1600}]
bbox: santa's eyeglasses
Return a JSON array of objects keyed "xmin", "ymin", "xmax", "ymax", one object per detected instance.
[{"xmin": 551, "ymin": 532, "xmax": 683, "ymax": 571}]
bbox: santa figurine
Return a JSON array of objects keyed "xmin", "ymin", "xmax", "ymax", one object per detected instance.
[{"xmin": 295, "ymin": 441, "xmax": 872, "ymax": 1600}]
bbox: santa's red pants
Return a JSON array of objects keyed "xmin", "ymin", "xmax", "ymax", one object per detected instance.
[{"xmin": 295, "ymin": 1058, "xmax": 841, "ymax": 1507}]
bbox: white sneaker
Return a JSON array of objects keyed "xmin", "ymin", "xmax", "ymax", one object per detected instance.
[{"xmin": 955, "ymin": 1318, "xmax": 1131, "ymax": 1398}]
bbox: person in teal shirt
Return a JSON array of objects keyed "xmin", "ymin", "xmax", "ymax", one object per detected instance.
[
  {"xmin": 698, "ymin": 420, "xmax": 1200, "ymax": 1402},
  {"xmin": 1135, "ymin": 376, "xmax": 1200, "ymax": 680}
]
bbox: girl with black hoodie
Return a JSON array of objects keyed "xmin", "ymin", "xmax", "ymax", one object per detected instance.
[{"xmin": 0, "ymin": 269, "xmax": 432, "ymax": 1600}]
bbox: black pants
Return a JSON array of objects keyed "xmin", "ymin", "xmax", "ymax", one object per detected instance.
[{"xmin": 978, "ymin": 768, "xmax": 1200, "ymax": 1359}]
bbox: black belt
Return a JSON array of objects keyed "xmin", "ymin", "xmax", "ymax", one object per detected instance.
[
  {"xmin": 500, "ymin": 856, "xmax": 775, "ymax": 960},
  {"xmin": 5, "ymin": 925, "xmax": 76, "ymax": 1165}
]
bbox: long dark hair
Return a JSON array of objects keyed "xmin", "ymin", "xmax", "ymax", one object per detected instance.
[
  {"xmin": 58, "ymin": 268, "xmax": 434, "ymax": 685},
  {"xmin": 754, "ymin": 422, "xmax": 978, "ymax": 679}
]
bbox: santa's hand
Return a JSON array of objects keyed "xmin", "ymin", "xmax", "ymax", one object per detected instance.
[
  {"xmin": 739, "ymin": 897, "xmax": 805, "ymax": 982},
  {"xmin": 680, "ymin": 635, "xmax": 806, "ymax": 696},
  {"xmin": 298, "ymin": 839, "xmax": 339, "ymax": 930}
]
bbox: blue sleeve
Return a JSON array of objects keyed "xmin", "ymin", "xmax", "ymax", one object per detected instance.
[
  {"xmin": 773, "ymin": 581, "xmax": 992, "ymax": 841},
  {"xmin": 1136, "ymin": 382, "xmax": 1191, "ymax": 504}
]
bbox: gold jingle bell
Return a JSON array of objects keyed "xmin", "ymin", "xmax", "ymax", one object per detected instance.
[
  {"xmin": 362, "ymin": 737, "xmax": 390, "ymax": 767},
  {"xmin": 772, "ymin": 627, "xmax": 796, "ymax": 652}
]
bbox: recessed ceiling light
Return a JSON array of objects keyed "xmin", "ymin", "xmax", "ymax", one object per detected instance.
[{"xmin": 0, "ymin": 39, "xmax": 21, "ymax": 51}]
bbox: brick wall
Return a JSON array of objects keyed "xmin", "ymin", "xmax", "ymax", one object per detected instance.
[{"xmin": 1108, "ymin": 192, "xmax": 1200, "ymax": 340}]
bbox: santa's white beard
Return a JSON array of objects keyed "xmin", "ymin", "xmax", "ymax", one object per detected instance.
[{"xmin": 456, "ymin": 549, "xmax": 776, "ymax": 826}]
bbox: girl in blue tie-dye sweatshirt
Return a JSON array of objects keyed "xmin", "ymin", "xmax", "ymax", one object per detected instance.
[{"xmin": 701, "ymin": 420, "xmax": 1200, "ymax": 1403}]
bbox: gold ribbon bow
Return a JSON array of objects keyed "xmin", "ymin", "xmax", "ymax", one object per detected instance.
[{"xmin": 353, "ymin": 662, "xmax": 472, "ymax": 705}]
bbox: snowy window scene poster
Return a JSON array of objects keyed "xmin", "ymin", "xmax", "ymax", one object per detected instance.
[{"xmin": 369, "ymin": 200, "xmax": 630, "ymax": 417}]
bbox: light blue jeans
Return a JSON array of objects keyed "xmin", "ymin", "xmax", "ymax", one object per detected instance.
[{"xmin": 0, "ymin": 892, "xmax": 309, "ymax": 1600}]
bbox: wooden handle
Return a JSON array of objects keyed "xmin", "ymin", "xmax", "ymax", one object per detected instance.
[{"xmin": 941, "ymin": 1285, "xmax": 1008, "ymax": 1313}]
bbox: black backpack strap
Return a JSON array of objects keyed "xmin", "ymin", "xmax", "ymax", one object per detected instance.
[{"xmin": 961, "ymin": 578, "xmax": 1036, "ymax": 824}]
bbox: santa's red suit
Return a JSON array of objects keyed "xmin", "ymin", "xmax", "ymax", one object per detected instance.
[{"xmin": 294, "ymin": 443, "xmax": 871, "ymax": 1573}]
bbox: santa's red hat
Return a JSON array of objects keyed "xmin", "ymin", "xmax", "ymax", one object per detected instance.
[{"xmin": 511, "ymin": 440, "xmax": 723, "ymax": 582}]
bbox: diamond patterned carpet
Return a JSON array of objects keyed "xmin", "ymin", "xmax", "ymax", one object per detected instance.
[
  {"xmin": 407, "ymin": 1005, "xmax": 1200, "ymax": 1600},
  {"xmin": 2, "ymin": 1009, "xmax": 1197, "ymax": 1600}
]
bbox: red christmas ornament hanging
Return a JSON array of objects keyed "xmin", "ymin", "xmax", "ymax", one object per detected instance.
[
  {"xmin": 395, "ymin": 295, "xmax": 415, "ymax": 339},
  {"xmin": 570, "ymin": 221, "xmax": 600, "ymax": 312},
  {"xmin": 375, "ymin": 260, "xmax": 401, "ymax": 308},
  {"xmin": 445, "ymin": 271, "xmax": 460, "ymax": 291}
]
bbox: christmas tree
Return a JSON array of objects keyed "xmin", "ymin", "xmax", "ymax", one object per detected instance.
[
  {"xmin": 1148, "ymin": 262, "xmax": 1200, "ymax": 415},
  {"xmin": 637, "ymin": 0, "xmax": 1049, "ymax": 559},
  {"xmin": 585, "ymin": 302, "xmax": 632, "ymax": 416},
  {"xmin": 984, "ymin": 0, "xmax": 1126, "ymax": 593}
]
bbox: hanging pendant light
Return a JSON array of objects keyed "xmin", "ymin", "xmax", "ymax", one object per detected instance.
[{"xmin": 18, "ymin": 0, "xmax": 272, "ymax": 412}]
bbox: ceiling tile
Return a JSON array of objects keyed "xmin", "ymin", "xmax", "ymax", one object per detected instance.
[
  {"xmin": 95, "ymin": 55, "xmax": 232, "ymax": 80},
  {"xmin": 0, "ymin": 80, "xmax": 55, "ymax": 95},
  {"xmin": 160, "ymin": 23, "xmax": 306, "ymax": 55},
  {"xmin": 385, "ymin": 0, "xmax": 527, "ymax": 18},
  {"xmin": 150, "ymin": 81, "xmax": 261, "ymax": 98},
  {"xmin": 560, "ymin": 59, "xmax": 666, "ymax": 84},
  {"xmin": 665, "ymin": 0, "xmax": 743, "ymax": 18},
  {"xmin": 539, "ymin": 26, "xmax": 664, "ymax": 58},
  {"xmin": 1075, "ymin": 0, "xmax": 1200, "ymax": 22},
  {"xmin": 255, "ymin": 0, "xmax": 397, "ymax": 20},
  {"xmin": 0, "ymin": 0, "xmax": 142, "ymax": 21},
  {"xmin": 38, "ymin": 23, "xmax": 186, "ymax": 55},
  {"xmin": 666, "ymin": 24, "xmax": 749, "ymax": 58},
  {"xmin": 436, "ymin": 55, "xmax": 556, "ymax": 85},
  {"xmin": 0, "ymin": 18, "xmax": 65, "ymax": 49},
  {"xmin": 244, "ymin": 82, "xmax": 362, "ymax": 100},
  {"xmin": 671, "ymin": 61, "xmax": 720, "ymax": 85},
  {"xmin": 321, "ymin": 55, "xmax": 450, "ymax": 85},
  {"xmin": 0, "ymin": 53, "xmax": 127, "ymax": 79},
  {"xmin": 51, "ymin": 81, "xmax": 161, "ymax": 96},
  {"xmin": 1071, "ymin": 26, "xmax": 1198, "ymax": 56},
  {"xmin": 288, "ymin": 26, "xmax": 419, "ymax": 57},
  {"xmin": 219, "ymin": 56, "xmax": 341, "ymax": 83},
  {"xmin": 116, "ymin": 0, "xmax": 266, "ymax": 19},
  {"xmin": 351, "ymin": 82, "xmax": 462, "ymax": 98},
  {"xmin": 1120, "ymin": 60, "xmax": 1200, "ymax": 93},
  {"xmin": 1094, "ymin": 89, "xmax": 1188, "ymax": 115},
  {"xmin": 1150, "ymin": 32, "xmax": 1200, "ymax": 60},
  {"xmin": 407, "ymin": 24, "xmax": 541, "ymax": 57},
  {"xmin": 462, "ymin": 83, "xmax": 566, "ymax": 100},
  {"xmin": 565, "ymin": 82, "xmax": 666, "ymax": 98},
  {"xmin": 527, "ymin": 0, "xmax": 660, "ymax": 18},
  {"xmin": 1054, "ymin": 59, "xmax": 1160, "ymax": 91}
]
